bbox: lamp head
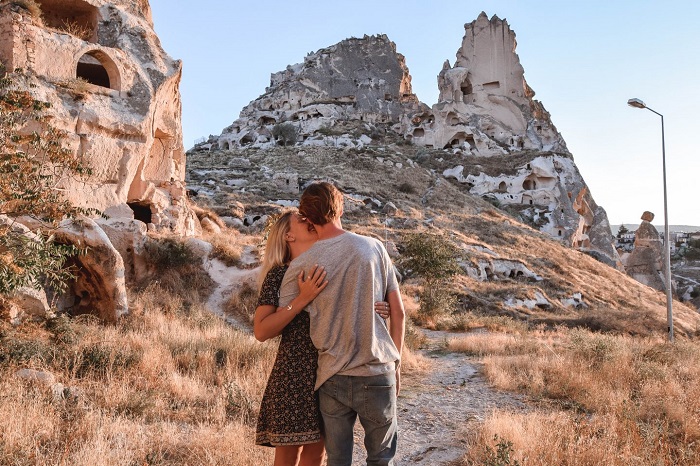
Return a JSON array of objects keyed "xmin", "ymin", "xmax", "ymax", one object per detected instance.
[{"xmin": 628, "ymin": 98, "xmax": 646, "ymax": 109}]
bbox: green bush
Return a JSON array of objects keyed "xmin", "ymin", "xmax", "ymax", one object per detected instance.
[
  {"xmin": 143, "ymin": 236, "xmax": 195, "ymax": 269},
  {"xmin": 0, "ymin": 66, "xmax": 94, "ymax": 295},
  {"xmin": 417, "ymin": 286, "xmax": 457, "ymax": 321},
  {"xmin": 400, "ymin": 232, "xmax": 462, "ymax": 318},
  {"xmin": 400, "ymin": 232, "xmax": 462, "ymax": 283},
  {"xmin": 271, "ymin": 122, "xmax": 298, "ymax": 147}
]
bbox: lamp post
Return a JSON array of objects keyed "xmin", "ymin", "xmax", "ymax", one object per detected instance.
[{"xmin": 627, "ymin": 98, "xmax": 673, "ymax": 342}]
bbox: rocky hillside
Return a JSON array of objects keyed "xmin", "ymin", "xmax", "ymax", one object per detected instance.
[
  {"xmin": 185, "ymin": 136, "xmax": 700, "ymax": 337},
  {"xmin": 194, "ymin": 12, "xmax": 617, "ymax": 269}
]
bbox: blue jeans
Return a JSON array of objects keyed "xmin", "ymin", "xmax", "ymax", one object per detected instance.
[{"xmin": 319, "ymin": 372, "xmax": 398, "ymax": 466}]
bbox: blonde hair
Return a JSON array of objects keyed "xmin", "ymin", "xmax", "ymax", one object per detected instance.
[{"xmin": 258, "ymin": 210, "xmax": 294, "ymax": 289}]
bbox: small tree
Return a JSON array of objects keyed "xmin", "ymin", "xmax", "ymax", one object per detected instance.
[
  {"xmin": 616, "ymin": 224, "xmax": 629, "ymax": 239},
  {"xmin": 400, "ymin": 232, "xmax": 461, "ymax": 319},
  {"xmin": 271, "ymin": 122, "xmax": 298, "ymax": 147},
  {"xmin": 0, "ymin": 66, "xmax": 93, "ymax": 294}
]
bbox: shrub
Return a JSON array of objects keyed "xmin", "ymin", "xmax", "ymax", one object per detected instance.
[
  {"xmin": 400, "ymin": 232, "xmax": 462, "ymax": 319},
  {"xmin": 0, "ymin": 66, "xmax": 94, "ymax": 295},
  {"xmin": 397, "ymin": 182, "xmax": 416, "ymax": 194},
  {"xmin": 483, "ymin": 435, "xmax": 521, "ymax": 466},
  {"xmin": 143, "ymin": 236, "xmax": 195, "ymax": 269},
  {"xmin": 225, "ymin": 282, "xmax": 258, "ymax": 328},
  {"xmin": 685, "ymin": 247, "xmax": 700, "ymax": 261},
  {"xmin": 416, "ymin": 286, "xmax": 457, "ymax": 323},
  {"xmin": 271, "ymin": 123, "xmax": 298, "ymax": 147},
  {"xmin": 401, "ymin": 232, "xmax": 461, "ymax": 280}
]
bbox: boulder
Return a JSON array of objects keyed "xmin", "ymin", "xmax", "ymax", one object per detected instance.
[
  {"xmin": 54, "ymin": 218, "xmax": 128, "ymax": 322},
  {"xmin": 622, "ymin": 217, "xmax": 667, "ymax": 291}
]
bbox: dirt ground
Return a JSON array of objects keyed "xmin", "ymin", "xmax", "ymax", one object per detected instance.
[{"xmin": 349, "ymin": 329, "xmax": 530, "ymax": 465}]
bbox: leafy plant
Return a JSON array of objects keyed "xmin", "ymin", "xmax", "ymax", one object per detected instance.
[
  {"xmin": 271, "ymin": 122, "xmax": 298, "ymax": 147},
  {"xmin": 483, "ymin": 435, "xmax": 521, "ymax": 466},
  {"xmin": 142, "ymin": 236, "xmax": 195, "ymax": 269},
  {"xmin": 400, "ymin": 232, "xmax": 461, "ymax": 318},
  {"xmin": 0, "ymin": 66, "xmax": 94, "ymax": 294}
]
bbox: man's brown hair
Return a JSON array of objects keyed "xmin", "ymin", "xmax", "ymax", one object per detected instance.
[{"xmin": 299, "ymin": 182, "xmax": 344, "ymax": 226}]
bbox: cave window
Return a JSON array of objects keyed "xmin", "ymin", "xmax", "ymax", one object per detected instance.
[
  {"xmin": 465, "ymin": 135, "xmax": 476, "ymax": 150},
  {"xmin": 128, "ymin": 202, "xmax": 152, "ymax": 224},
  {"xmin": 460, "ymin": 78, "xmax": 472, "ymax": 97},
  {"xmin": 259, "ymin": 116, "xmax": 276, "ymax": 125},
  {"xmin": 536, "ymin": 125, "xmax": 542, "ymax": 131},
  {"xmin": 77, "ymin": 54, "xmax": 108, "ymax": 88},
  {"xmin": 76, "ymin": 50, "xmax": 121, "ymax": 90},
  {"xmin": 558, "ymin": 230, "xmax": 562, "ymax": 236},
  {"xmin": 498, "ymin": 181, "xmax": 507, "ymax": 193},
  {"xmin": 523, "ymin": 179, "xmax": 537, "ymax": 190},
  {"xmin": 36, "ymin": 0, "xmax": 98, "ymax": 42},
  {"xmin": 222, "ymin": 141, "xmax": 230, "ymax": 150},
  {"xmin": 413, "ymin": 128, "xmax": 425, "ymax": 138}
]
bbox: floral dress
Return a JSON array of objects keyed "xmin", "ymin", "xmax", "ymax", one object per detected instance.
[{"xmin": 255, "ymin": 265, "xmax": 322, "ymax": 446}]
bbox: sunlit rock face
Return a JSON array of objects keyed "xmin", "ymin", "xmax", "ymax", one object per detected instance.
[
  {"xmin": 0, "ymin": 0, "xmax": 197, "ymax": 235},
  {"xmin": 417, "ymin": 12, "xmax": 616, "ymax": 265},
  {"xmin": 214, "ymin": 34, "xmax": 422, "ymax": 150},
  {"xmin": 399, "ymin": 12, "xmax": 567, "ymax": 155}
]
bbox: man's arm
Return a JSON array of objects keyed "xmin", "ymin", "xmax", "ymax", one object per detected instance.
[
  {"xmin": 387, "ymin": 288, "xmax": 405, "ymax": 394},
  {"xmin": 387, "ymin": 288, "xmax": 405, "ymax": 357}
]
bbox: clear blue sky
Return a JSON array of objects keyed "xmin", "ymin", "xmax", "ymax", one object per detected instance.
[{"xmin": 149, "ymin": 0, "xmax": 699, "ymax": 227}]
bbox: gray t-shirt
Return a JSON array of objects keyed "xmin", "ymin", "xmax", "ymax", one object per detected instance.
[{"xmin": 279, "ymin": 231, "xmax": 400, "ymax": 390}]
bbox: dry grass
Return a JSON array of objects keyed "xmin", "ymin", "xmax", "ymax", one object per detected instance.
[
  {"xmin": 0, "ymin": 286, "xmax": 277, "ymax": 465},
  {"xmin": 55, "ymin": 20, "xmax": 92, "ymax": 41},
  {"xmin": 56, "ymin": 77, "xmax": 92, "ymax": 99},
  {"xmin": 459, "ymin": 327, "xmax": 700, "ymax": 465}
]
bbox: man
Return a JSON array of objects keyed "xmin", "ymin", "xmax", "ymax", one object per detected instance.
[{"xmin": 278, "ymin": 181, "xmax": 405, "ymax": 466}]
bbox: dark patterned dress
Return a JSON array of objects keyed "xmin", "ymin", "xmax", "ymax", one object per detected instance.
[{"xmin": 255, "ymin": 265, "xmax": 322, "ymax": 446}]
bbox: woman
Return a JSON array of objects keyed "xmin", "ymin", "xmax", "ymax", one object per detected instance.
[{"xmin": 253, "ymin": 210, "xmax": 390, "ymax": 466}]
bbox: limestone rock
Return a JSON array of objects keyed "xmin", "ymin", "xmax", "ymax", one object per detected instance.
[
  {"xmin": 53, "ymin": 217, "xmax": 128, "ymax": 322},
  {"xmin": 641, "ymin": 211, "xmax": 655, "ymax": 222},
  {"xmin": 398, "ymin": 12, "xmax": 567, "ymax": 155},
  {"xmin": 0, "ymin": 0, "xmax": 197, "ymax": 235},
  {"xmin": 444, "ymin": 154, "xmax": 618, "ymax": 264},
  {"xmin": 12, "ymin": 286, "xmax": 51, "ymax": 320},
  {"xmin": 215, "ymin": 34, "xmax": 421, "ymax": 149},
  {"xmin": 622, "ymin": 218, "xmax": 666, "ymax": 291},
  {"xmin": 96, "ymin": 217, "xmax": 149, "ymax": 284}
]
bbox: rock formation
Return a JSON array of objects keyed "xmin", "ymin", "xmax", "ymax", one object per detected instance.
[
  {"xmin": 621, "ymin": 211, "xmax": 669, "ymax": 292},
  {"xmin": 0, "ymin": 0, "xmax": 197, "ymax": 235},
  {"xmin": 398, "ymin": 12, "xmax": 566, "ymax": 155},
  {"xmin": 201, "ymin": 13, "xmax": 617, "ymax": 266},
  {"xmin": 213, "ymin": 34, "xmax": 422, "ymax": 150},
  {"xmin": 416, "ymin": 13, "xmax": 616, "ymax": 264}
]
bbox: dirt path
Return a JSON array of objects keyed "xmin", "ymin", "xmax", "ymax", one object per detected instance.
[{"xmin": 350, "ymin": 329, "xmax": 529, "ymax": 465}]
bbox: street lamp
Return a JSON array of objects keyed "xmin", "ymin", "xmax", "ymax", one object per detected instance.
[{"xmin": 627, "ymin": 98, "xmax": 673, "ymax": 342}]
